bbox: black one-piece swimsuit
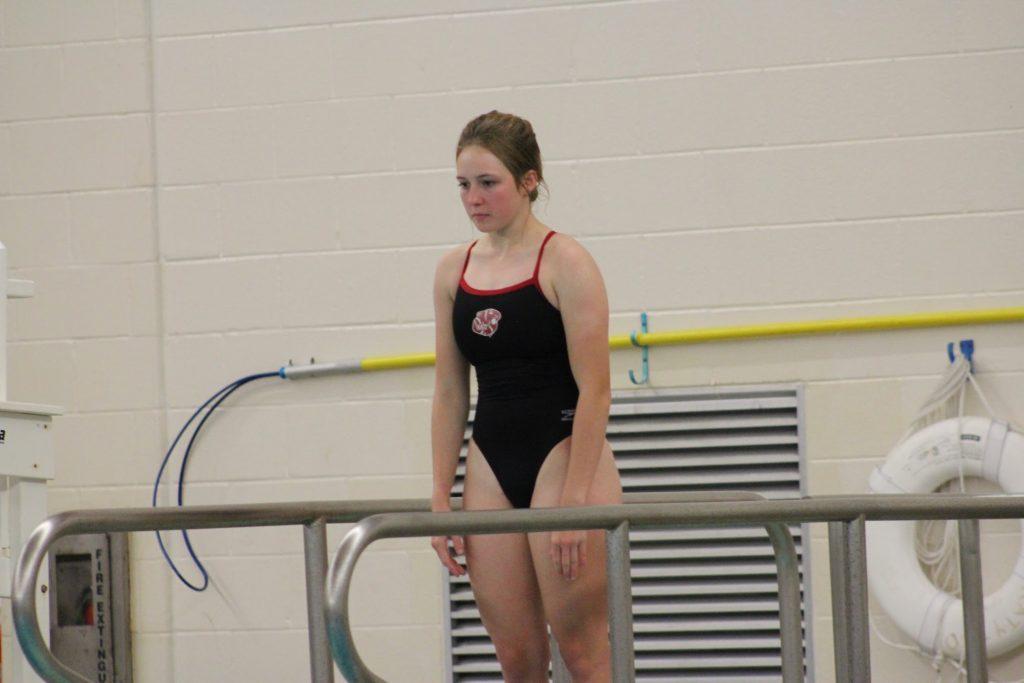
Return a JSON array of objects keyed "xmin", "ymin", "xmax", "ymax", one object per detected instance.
[{"xmin": 452, "ymin": 230, "xmax": 579, "ymax": 508}]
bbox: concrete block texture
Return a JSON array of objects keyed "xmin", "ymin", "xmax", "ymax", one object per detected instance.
[
  {"xmin": 156, "ymin": 108, "xmax": 277, "ymax": 185},
  {"xmin": 163, "ymin": 257, "xmax": 283, "ymax": 333},
  {"xmin": 276, "ymin": 98, "xmax": 399, "ymax": 178},
  {"xmin": 335, "ymin": 171, "xmax": 469, "ymax": 250},
  {"xmin": 0, "ymin": 46, "xmax": 63, "ymax": 121},
  {"xmin": 73, "ymin": 336, "xmax": 162, "ymax": 410},
  {"xmin": 2, "ymin": 0, "xmax": 120, "ymax": 46},
  {"xmin": 61, "ymin": 40, "xmax": 150, "ymax": 117},
  {"xmin": 153, "ymin": 36, "xmax": 221, "ymax": 112},
  {"xmin": 6, "ymin": 340, "xmax": 75, "ymax": 407},
  {"xmin": 220, "ymin": 178, "xmax": 338, "ymax": 256},
  {"xmin": 0, "ymin": 194, "xmax": 73, "ymax": 267},
  {"xmin": 2, "ymin": 3, "xmax": 1023, "ymax": 682},
  {"xmin": 158, "ymin": 185, "xmax": 221, "ymax": 259},
  {"xmin": 52, "ymin": 409, "xmax": 163, "ymax": 486},
  {"xmin": 169, "ymin": 630, "xmax": 311, "ymax": 682},
  {"xmin": 10, "ymin": 114, "xmax": 153, "ymax": 193},
  {"xmin": 0, "ymin": 125, "xmax": 11, "ymax": 194},
  {"xmin": 69, "ymin": 189, "xmax": 155, "ymax": 264}
]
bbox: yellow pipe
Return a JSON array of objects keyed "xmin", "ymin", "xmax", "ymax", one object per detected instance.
[
  {"xmin": 355, "ymin": 306, "xmax": 1024, "ymax": 373},
  {"xmin": 360, "ymin": 352, "xmax": 436, "ymax": 372}
]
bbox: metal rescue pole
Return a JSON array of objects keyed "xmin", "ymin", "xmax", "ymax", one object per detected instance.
[
  {"xmin": 304, "ymin": 518, "xmax": 335, "ymax": 683},
  {"xmin": 957, "ymin": 519, "xmax": 988, "ymax": 683}
]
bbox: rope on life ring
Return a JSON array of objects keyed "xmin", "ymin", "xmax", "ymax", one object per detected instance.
[{"xmin": 867, "ymin": 416, "xmax": 1024, "ymax": 658}]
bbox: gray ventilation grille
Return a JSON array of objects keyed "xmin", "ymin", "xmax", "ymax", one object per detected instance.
[{"xmin": 444, "ymin": 385, "xmax": 811, "ymax": 682}]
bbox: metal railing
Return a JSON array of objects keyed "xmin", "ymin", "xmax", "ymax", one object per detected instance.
[
  {"xmin": 325, "ymin": 493, "xmax": 1024, "ymax": 683},
  {"xmin": 15, "ymin": 493, "xmax": 1022, "ymax": 683},
  {"xmin": 12, "ymin": 498, "xmax": 429, "ymax": 683},
  {"xmin": 10, "ymin": 493, "xmax": 786, "ymax": 683},
  {"xmin": 326, "ymin": 492, "xmax": 803, "ymax": 683}
]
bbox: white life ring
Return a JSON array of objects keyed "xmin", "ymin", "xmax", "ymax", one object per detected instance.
[{"xmin": 867, "ymin": 416, "xmax": 1024, "ymax": 658}]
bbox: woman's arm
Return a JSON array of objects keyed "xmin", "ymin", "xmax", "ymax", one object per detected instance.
[
  {"xmin": 545, "ymin": 236, "xmax": 612, "ymax": 580},
  {"xmin": 555, "ymin": 239, "xmax": 612, "ymax": 507},
  {"xmin": 431, "ymin": 247, "xmax": 471, "ymax": 509},
  {"xmin": 430, "ymin": 247, "xmax": 471, "ymax": 576}
]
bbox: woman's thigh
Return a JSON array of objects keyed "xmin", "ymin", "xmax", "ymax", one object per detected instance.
[
  {"xmin": 527, "ymin": 439, "xmax": 623, "ymax": 639},
  {"xmin": 462, "ymin": 441, "xmax": 549, "ymax": 652}
]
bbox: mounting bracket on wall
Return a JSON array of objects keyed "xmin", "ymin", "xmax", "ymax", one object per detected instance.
[
  {"xmin": 947, "ymin": 338, "xmax": 975, "ymax": 373},
  {"xmin": 629, "ymin": 312, "xmax": 650, "ymax": 385}
]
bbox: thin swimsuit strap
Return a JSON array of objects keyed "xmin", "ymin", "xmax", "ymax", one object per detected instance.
[
  {"xmin": 459, "ymin": 239, "xmax": 477, "ymax": 278},
  {"xmin": 532, "ymin": 230, "xmax": 557, "ymax": 280}
]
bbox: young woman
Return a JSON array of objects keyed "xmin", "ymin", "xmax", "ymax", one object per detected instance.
[{"xmin": 430, "ymin": 110, "xmax": 623, "ymax": 683}]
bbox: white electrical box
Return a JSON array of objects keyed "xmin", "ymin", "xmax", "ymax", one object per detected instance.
[
  {"xmin": 0, "ymin": 242, "xmax": 62, "ymax": 682},
  {"xmin": 1, "ymin": 401, "xmax": 60, "ymax": 683}
]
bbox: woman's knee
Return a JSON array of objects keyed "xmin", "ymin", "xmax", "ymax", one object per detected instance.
[
  {"xmin": 493, "ymin": 637, "xmax": 550, "ymax": 682},
  {"xmin": 554, "ymin": 630, "xmax": 610, "ymax": 681}
]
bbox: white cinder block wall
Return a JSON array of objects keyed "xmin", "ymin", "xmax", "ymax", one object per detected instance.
[{"xmin": 1, "ymin": 1, "xmax": 1022, "ymax": 680}]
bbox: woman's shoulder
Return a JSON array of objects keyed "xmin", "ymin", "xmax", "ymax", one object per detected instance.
[
  {"xmin": 434, "ymin": 241, "xmax": 474, "ymax": 291},
  {"xmin": 546, "ymin": 232, "xmax": 596, "ymax": 271},
  {"xmin": 439, "ymin": 240, "xmax": 475, "ymax": 266}
]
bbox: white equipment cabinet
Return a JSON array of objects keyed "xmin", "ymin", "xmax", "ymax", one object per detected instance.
[
  {"xmin": 0, "ymin": 241, "xmax": 62, "ymax": 683},
  {"xmin": 1, "ymin": 402, "xmax": 59, "ymax": 683}
]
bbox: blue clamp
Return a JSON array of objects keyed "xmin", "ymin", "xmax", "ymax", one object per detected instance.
[
  {"xmin": 629, "ymin": 312, "xmax": 649, "ymax": 385},
  {"xmin": 947, "ymin": 338, "xmax": 975, "ymax": 373}
]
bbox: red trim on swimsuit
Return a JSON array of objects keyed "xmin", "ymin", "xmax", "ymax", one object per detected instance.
[{"xmin": 459, "ymin": 231, "xmax": 556, "ymax": 295}]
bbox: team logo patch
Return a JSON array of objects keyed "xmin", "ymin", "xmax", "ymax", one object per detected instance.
[{"xmin": 472, "ymin": 308, "xmax": 502, "ymax": 337}]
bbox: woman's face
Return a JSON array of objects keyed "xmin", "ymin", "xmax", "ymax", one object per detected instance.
[{"xmin": 456, "ymin": 145, "xmax": 535, "ymax": 233}]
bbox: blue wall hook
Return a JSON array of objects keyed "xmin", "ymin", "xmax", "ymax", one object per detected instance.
[
  {"xmin": 629, "ymin": 312, "xmax": 649, "ymax": 385},
  {"xmin": 947, "ymin": 338, "xmax": 975, "ymax": 373}
]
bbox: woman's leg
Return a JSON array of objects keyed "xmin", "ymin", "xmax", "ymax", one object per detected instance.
[
  {"xmin": 528, "ymin": 439, "xmax": 623, "ymax": 683},
  {"xmin": 463, "ymin": 440, "xmax": 551, "ymax": 683}
]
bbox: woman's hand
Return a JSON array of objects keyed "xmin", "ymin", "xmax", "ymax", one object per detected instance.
[
  {"xmin": 431, "ymin": 533, "xmax": 466, "ymax": 577},
  {"xmin": 430, "ymin": 503, "xmax": 466, "ymax": 577},
  {"xmin": 550, "ymin": 529, "xmax": 587, "ymax": 581}
]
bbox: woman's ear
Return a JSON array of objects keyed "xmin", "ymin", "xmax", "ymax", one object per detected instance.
[{"xmin": 520, "ymin": 169, "xmax": 539, "ymax": 196}]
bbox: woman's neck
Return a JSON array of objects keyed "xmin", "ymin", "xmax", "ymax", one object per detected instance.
[{"xmin": 484, "ymin": 213, "xmax": 546, "ymax": 255}]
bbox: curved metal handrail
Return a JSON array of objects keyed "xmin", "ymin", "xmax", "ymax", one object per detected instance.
[
  {"xmin": 11, "ymin": 499, "xmax": 431, "ymax": 683},
  {"xmin": 326, "ymin": 493, "xmax": 1024, "ymax": 683},
  {"xmin": 11, "ymin": 493, "xmax": 771, "ymax": 682},
  {"xmin": 326, "ymin": 492, "xmax": 805, "ymax": 683}
]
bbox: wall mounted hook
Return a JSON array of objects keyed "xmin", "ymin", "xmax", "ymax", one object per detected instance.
[
  {"xmin": 947, "ymin": 338, "xmax": 975, "ymax": 373},
  {"xmin": 629, "ymin": 312, "xmax": 649, "ymax": 385}
]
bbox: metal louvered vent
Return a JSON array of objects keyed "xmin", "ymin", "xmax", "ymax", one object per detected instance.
[{"xmin": 445, "ymin": 385, "xmax": 812, "ymax": 682}]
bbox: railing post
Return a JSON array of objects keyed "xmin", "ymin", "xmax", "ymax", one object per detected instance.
[
  {"xmin": 829, "ymin": 516, "xmax": 871, "ymax": 683},
  {"xmin": 304, "ymin": 518, "xmax": 335, "ymax": 683},
  {"xmin": 957, "ymin": 518, "xmax": 988, "ymax": 683},
  {"xmin": 606, "ymin": 521, "xmax": 636, "ymax": 683},
  {"xmin": 765, "ymin": 523, "xmax": 804, "ymax": 682}
]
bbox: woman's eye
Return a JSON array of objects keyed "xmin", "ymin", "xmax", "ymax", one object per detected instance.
[
  {"xmin": 457, "ymin": 182, "xmax": 468, "ymax": 190},
  {"xmin": 482, "ymin": 180, "xmax": 495, "ymax": 187}
]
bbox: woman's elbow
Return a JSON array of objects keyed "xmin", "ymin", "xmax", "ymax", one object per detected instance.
[{"xmin": 580, "ymin": 385, "xmax": 611, "ymax": 410}]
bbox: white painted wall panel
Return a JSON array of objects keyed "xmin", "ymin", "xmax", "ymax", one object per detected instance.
[
  {"xmin": 0, "ymin": 46, "xmax": 63, "ymax": 121},
  {"xmin": 69, "ymin": 189, "xmax": 155, "ymax": 264},
  {"xmin": 62, "ymin": 40, "xmax": 150, "ymax": 116},
  {"xmin": 0, "ymin": 196, "xmax": 72, "ymax": 268}
]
